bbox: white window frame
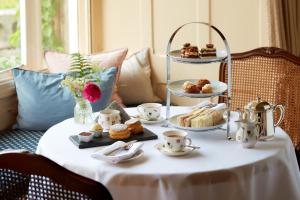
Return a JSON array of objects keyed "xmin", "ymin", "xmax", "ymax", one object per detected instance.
[{"xmin": 0, "ymin": 0, "xmax": 83, "ymax": 97}]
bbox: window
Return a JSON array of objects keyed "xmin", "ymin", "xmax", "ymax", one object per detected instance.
[
  {"xmin": 0, "ymin": 0, "xmax": 79, "ymax": 74},
  {"xmin": 41, "ymin": 0, "xmax": 72, "ymax": 53},
  {"xmin": 0, "ymin": 0, "xmax": 20, "ymax": 72}
]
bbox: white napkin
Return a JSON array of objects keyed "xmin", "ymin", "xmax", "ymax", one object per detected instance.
[
  {"xmin": 91, "ymin": 141, "xmax": 144, "ymax": 164},
  {"xmin": 211, "ymin": 103, "xmax": 227, "ymax": 111}
]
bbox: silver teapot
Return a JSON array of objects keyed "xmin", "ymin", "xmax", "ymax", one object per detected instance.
[{"xmin": 244, "ymin": 97, "xmax": 285, "ymax": 140}]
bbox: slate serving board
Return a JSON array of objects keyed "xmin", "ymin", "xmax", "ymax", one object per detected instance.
[{"xmin": 69, "ymin": 128, "xmax": 158, "ymax": 149}]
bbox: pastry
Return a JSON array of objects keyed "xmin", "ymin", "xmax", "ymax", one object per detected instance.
[
  {"xmin": 180, "ymin": 43, "xmax": 190, "ymax": 57},
  {"xmin": 197, "ymin": 79, "xmax": 210, "ymax": 91},
  {"xmin": 176, "ymin": 107, "xmax": 225, "ymax": 128},
  {"xmin": 202, "ymin": 84, "xmax": 213, "ymax": 93},
  {"xmin": 90, "ymin": 122, "xmax": 103, "ymax": 132},
  {"xmin": 180, "ymin": 43, "xmax": 199, "ymax": 58},
  {"xmin": 200, "ymin": 44, "xmax": 217, "ymax": 57},
  {"xmin": 182, "ymin": 81, "xmax": 200, "ymax": 93},
  {"xmin": 109, "ymin": 124, "xmax": 130, "ymax": 139},
  {"xmin": 125, "ymin": 118, "xmax": 144, "ymax": 134}
]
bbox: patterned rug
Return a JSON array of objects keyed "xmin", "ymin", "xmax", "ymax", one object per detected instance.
[{"xmin": 0, "ymin": 130, "xmax": 45, "ymax": 152}]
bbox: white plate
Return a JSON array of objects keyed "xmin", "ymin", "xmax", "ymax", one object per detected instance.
[
  {"xmin": 139, "ymin": 116, "xmax": 166, "ymax": 124},
  {"xmin": 154, "ymin": 143, "xmax": 195, "ymax": 156},
  {"xmin": 168, "ymin": 79, "xmax": 227, "ymax": 98},
  {"xmin": 118, "ymin": 150, "xmax": 144, "ymax": 163},
  {"xmin": 169, "ymin": 114, "xmax": 226, "ymax": 131},
  {"xmin": 168, "ymin": 50, "xmax": 226, "ymax": 64}
]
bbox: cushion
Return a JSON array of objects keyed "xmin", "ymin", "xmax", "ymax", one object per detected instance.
[
  {"xmin": 12, "ymin": 67, "xmax": 117, "ymax": 130},
  {"xmin": 118, "ymin": 48, "xmax": 161, "ymax": 105},
  {"xmin": 44, "ymin": 48, "xmax": 128, "ymax": 106},
  {"xmin": 0, "ymin": 129, "xmax": 45, "ymax": 152}
]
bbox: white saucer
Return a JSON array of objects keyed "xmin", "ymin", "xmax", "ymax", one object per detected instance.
[
  {"xmin": 154, "ymin": 143, "xmax": 195, "ymax": 156},
  {"xmin": 140, "ymin": 117, "xmax": 165, "ymax": 124},
  {"xmin": 118, "ymin": 150, "xmax": 144, "ymax": 163}
]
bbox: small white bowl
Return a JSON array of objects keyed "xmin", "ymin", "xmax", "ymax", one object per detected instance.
[{"xmin": 78, "ymin": 132, "xmax": 94, "ymax": 143}]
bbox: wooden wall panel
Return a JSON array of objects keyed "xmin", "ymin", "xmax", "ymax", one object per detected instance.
[{"xmin": 0, "ymin": 94, "xmax": 17, "ymax": 131}]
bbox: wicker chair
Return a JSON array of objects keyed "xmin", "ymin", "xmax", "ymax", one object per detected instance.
[
  {"xmin": 0, "ymin": 152, "xmax": 113, "ymax": 200},
  {"xmin": 219, "ymin": 47, "xmax": 300, "ymax": 161}
]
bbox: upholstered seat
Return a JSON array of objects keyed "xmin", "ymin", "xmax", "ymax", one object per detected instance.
[{"xmin": 0, "ymin": 129, "xmax": 45, "ymax": 152}]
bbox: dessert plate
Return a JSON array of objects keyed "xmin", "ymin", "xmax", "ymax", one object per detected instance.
[
  {"xmin": 168, "ymin": 79, "xmax": 227, "ymax": 98},
  {"xmin": 168, "ymin": 50, "xmax": 226, "ymax": 64},
  {"xmin": 169, "ymin": 114, "xmax": 226, "ymax": 131},
  {"xmin": 92, "ymin": 149, "xmax": 144, "ymax": 163},
  {"xmin": 140, "ymin": 116, "xmax": 165, "ymax": 124},
  {"xmin": 154, "ymin": 143, "xmax": 195, "ymax": 156}
]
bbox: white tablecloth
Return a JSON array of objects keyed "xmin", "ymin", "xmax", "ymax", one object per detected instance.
[{"xmin": 36, "ymin": 106, "xmax": 300, "ymax": 200}]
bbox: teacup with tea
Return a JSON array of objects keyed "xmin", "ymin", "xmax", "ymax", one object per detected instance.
[
  {"xmin": 163, "ymin": 130, "xmax": 192, "ymax": 152},
  {"xmin": 137, "ymin": 103, "xmax": 162, "ymax": 121}
]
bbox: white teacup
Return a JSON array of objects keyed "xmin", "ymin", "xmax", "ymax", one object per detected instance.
[
  {"xmin": 98, "ymin": 109, "xmax": 121, "ymax": 131},
  {"xmin": 137, "ymin": 103, "xmax": 162, "ymax": 121},
  {"xmin": 163, "ymin": 130, "xmax": 192, "ymax": 152}
]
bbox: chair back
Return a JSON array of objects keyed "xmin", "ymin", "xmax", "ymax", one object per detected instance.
[
  {"xmin": 0, "ymin": 152, "xmax": 113, "ymax": 200},
  {"xmin": 219, "ymin": 47, "xmax": 300, "ymax": 146}
]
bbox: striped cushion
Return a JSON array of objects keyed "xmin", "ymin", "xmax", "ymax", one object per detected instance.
[{"xmin": 0, "ymin": 130, "xmax": 45, "ymax": 152}]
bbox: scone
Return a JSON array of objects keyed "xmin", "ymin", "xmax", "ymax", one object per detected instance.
[
  {"xmin": 202, "ymin": 84, "xmax": 213, "ymax": 93},
  {"xmin": 109, "ymin": 124, "xmax": 130, "ymax": 139},
  {"xmin": 125, "ymin": 118, "xmax": 144, "ymax": 135},
  {"xmin": 182, "ymin": 81, "xmax": 200, "ymax": 93},
  {"xmin": 197, "ymin": 79, "xmax": 210, "ymax": 91}
]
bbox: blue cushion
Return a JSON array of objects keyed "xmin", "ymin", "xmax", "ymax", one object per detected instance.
[{"xmin": 12, "ymin": 67, "xmax": 117, "ymax": 130}]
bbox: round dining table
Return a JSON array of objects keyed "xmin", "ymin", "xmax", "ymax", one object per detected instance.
[{"xmin": 36, "ymin": 106, "xmax": 300, "ymax": 200}]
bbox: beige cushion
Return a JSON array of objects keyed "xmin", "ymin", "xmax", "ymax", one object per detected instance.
[
  {"xmin": 118, "ymin": 48, "xmax": 161, "ymax": 105},
  {"xmin": 44, "ymin": 48, "xmax": 128, "ymax": 106}
]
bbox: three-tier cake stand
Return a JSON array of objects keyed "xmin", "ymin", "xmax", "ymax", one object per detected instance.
[{"xmin": 165, "ymin": 22, "xmax": 232, "ymax": 139}]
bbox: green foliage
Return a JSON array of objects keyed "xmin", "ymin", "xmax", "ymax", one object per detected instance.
[
  {"xmin": 7, "ymin": 0, "xmax": 64, "ymax": 51},
  {"xmin": 0, "ymin": 55, "xmax": 20, "ymax": 70},
  {"xmin": 61, "ymin": 53, "xmax": 101, "ymax": 98},
  {"xmin": 0, "ymin": 0, "xmax": 19, "ymax": 9},
  {"xmin": 8, "ymin": 8, "xmax": 20, "ymax": 48},
  {"xmin": 41, "ymin": 0, "xmax": 64, "ymax": 52}
]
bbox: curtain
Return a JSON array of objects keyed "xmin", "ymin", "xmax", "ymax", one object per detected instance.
[{"xmin": 268, "ymin": 0, "xmax": 300, "ymax": 57}]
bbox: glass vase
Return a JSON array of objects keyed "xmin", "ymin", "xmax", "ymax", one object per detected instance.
[{"xmin": 74, "ymin": 98, "xmax": 94, "ymax": 124}]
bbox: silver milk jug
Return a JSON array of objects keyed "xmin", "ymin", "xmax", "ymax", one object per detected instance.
[
  {"xmin": 245, "ymin": 98, "xmax": 285, "ymax": 140},
  {"xmin": 258, "ymin": 104, "xmax": 285, "ymax": 140}
]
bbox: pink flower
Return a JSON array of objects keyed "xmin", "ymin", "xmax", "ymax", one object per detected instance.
[{"xmin": 83, "ymin": 82, "xmax": 101, "ymax": 103}]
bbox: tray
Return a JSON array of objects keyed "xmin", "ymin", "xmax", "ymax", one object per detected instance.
[
  {"xmin": 168, "ymin": 50, "xmax": 226, "ymax": 64},
  {"xmin": 70, "ymin": 128, "xmax": 158, "ymax": 149},
  {"xmin": 168, "ymin": 79, "xmax": 227, "ymax": 98},
  {"xmin": 169, "ymin": 114, "xmax": 226, "ymax": 131}
]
